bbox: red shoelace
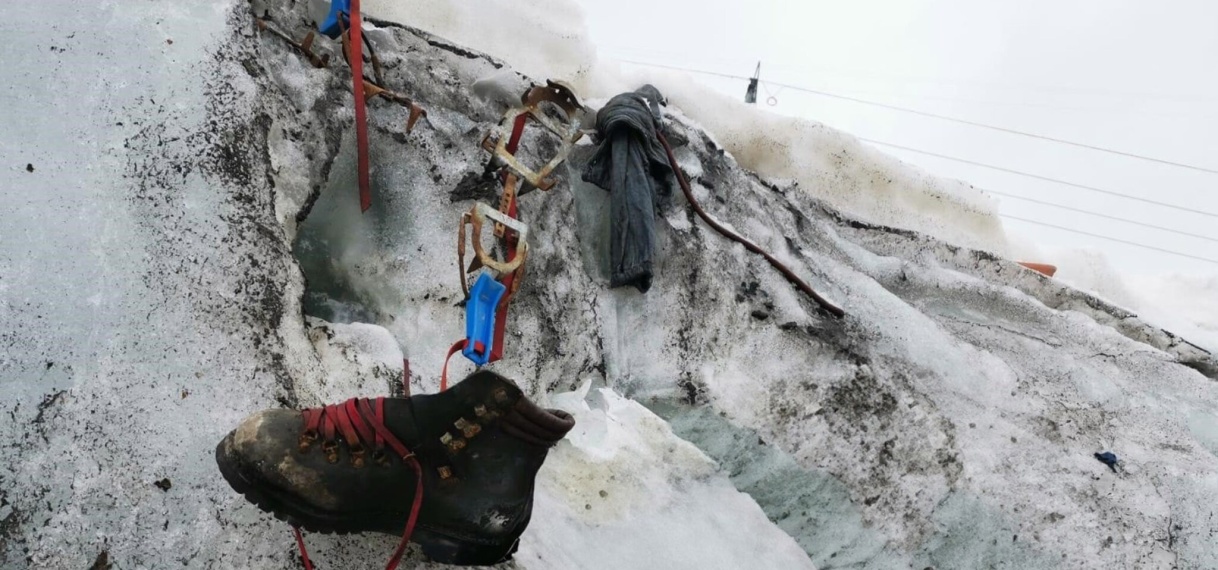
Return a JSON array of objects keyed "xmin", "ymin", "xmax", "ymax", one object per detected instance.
[{"xmin": 292, "ymin": 395, "xmax": 424, "ymax": 570}]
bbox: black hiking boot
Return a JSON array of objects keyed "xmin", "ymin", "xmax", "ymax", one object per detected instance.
[{"xmin": 215, "ymin": 370, "xmax": 575, "ymax": 567}]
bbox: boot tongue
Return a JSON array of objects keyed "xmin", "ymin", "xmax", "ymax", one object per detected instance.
[
  {"xmin": 501, "ymin": 396, "xmax": 575, "ymax": 446},
  {"xmin": 451, "ymin": 370, "xmax": 575, "ymax": 446}
]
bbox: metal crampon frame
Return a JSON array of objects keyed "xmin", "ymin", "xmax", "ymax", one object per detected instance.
[
  {"xmin": 452, "ymin": 80, "xmax": 587, "ymax": 366},
  {"xmin": 458, "ymin": 80, "xmax": 587, "ymax": 295}
]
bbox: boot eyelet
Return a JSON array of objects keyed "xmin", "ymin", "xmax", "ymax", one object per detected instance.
[
  {"xmin": 350, "ymin": 445, "xmax": 366, "ymax": 468},
  {"xmin": 454, "ymin": 418, "xmax": 482, "ymax": 438},
  {"xmin": 474, "ymin": 405, "xmax": 488, "ymax": 417},
  {"xmin": 298, "ymin": 430, "xmax": 319, "ymax": 453},
  {"xmin": 372, "ymin": 449, "xmax": 389, "ymax": 466},
  {"xmin": 322, "ymin": 441, "xmax": 339, "ymax": 464},
  {"xmin": 437, "ymin": 465, "xmax": 453, "ymax": 479},
  {"xmin": 441, "ymin": 432, "xmax": 467, "ymax": 453}
]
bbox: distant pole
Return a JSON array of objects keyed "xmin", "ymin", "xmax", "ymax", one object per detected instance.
[{"xmin": 745, "ymin": 62, "xmax": 760, "ymax": 104}]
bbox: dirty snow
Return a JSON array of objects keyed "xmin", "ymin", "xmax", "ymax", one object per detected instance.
[{"xmin": 3, "ymin": 1, "xmax": 1218, "ymax": 570}]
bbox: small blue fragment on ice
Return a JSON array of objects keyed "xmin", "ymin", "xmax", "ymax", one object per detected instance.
[{"xmin": 1094, "ymin": 451, "xmax": 1119, "ymax": 472}]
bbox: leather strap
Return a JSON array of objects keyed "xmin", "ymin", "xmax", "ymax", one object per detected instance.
[{"xmin": 347, "ymin": 0, "xmax": 372, "ymax": 212}]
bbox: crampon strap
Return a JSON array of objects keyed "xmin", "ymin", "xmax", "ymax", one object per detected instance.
[
  {"xmin": 335, "ymin": 1, "xmax": 371, "ymax": 212},
  {"xmin": 488, "ymin": 114, "xmax": 529, "ymax": 361},
  {"xmin": 440, "ymin": 339, "xmax": 468, "ymax": 393},
  {"xmin": 292, "ymin": 393, "xmax": 423, "ymax": 570},
  {"xmin": 444, "ymin": 112, "xmax": 530, "ymax": 379},
  {"xmin": 489, "ymin": 196, "xmax": 521, "ymax": 363},
  {"xmin": 348, "ymin": 0, "xmax": 371, "ymax": 212}
]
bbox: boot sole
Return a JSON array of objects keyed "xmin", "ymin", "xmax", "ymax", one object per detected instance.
[{"xmin": 215, "ymin": 435, "xmax": 520, "ymax": 566}]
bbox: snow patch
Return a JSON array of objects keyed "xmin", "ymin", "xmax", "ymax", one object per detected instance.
[
  {"xmin": 520, "ymin": 382, "xmax": 818, "ymax": 569},
  {"xmin": 1126, "ymin": 273, "xmax": 1218, "ymax": 354}
]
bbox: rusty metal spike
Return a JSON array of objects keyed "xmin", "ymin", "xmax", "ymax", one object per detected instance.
[
  {"xmin": 466, "ymin": 255, "xmax": 484, "ymax": 274},
  {"xmin": 362, "ymin": 80, "xmax": 387, "ymax": 100},
  {"xmin": 405, "ymin": 104, "xmax": 426, "ymax": 134}
]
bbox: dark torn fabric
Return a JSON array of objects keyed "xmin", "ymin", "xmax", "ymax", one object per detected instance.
[{"xmin": 581, "ymin": 85, "xmax": 673, "ymax": 293}]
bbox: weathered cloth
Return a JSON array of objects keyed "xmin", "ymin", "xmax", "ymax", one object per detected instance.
[{"xmin": 581, "ymin": 85, "xmax": 672, "ymax": 293}]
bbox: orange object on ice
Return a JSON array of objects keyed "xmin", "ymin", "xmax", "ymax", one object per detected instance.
[{"xmin": 1018, "ymin": 262, "xmax": 1058, "ymax": 277}]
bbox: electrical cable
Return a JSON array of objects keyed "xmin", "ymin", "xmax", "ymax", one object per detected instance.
[
  {"xmin": 618, "ymin": 58, "xmax": 1218, "ymax": 175},
  {"xmin": 862, "ymin": 139, "xmax": 1218, "ymax": 220},
  {"xmin": 999, "ymin": 214, "xmax": 1218, "ymax": 265}
]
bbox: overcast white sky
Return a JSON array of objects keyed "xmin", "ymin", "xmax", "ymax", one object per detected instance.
[{"xmin": 574, "ymin": 0, "xmax": 1218, "ymax": 276}]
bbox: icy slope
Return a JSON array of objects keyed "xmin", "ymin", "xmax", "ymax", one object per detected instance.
[{"xmin": 3, "ymin": 1, "xmax": 1218, "ymax": 570}]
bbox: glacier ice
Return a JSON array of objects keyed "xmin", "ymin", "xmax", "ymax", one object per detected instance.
[{"xmin": 3, "ymin": 1, "xmax": 1218, "ymax": 569}]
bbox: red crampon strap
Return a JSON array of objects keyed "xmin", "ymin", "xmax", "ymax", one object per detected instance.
[
  {"xmin": 505, "ymin": 113, "xmax": 528, "ymax": 155},
  {"xmin": 292, "ymin": 395, "xmax": 423, "ymax": 570},
  {"xmin": 440, "ymin": 340, "xmax": 467, "ymax": 392},
  {"xmin": 348, "ymin": 0, "xmax": 372, "ymax": 212},
  {"xmin": 292, "ymin": 527, "xmax": 315, "ymax": 570},
  {"xmin": 446, "ymin": 111, "xmax": 530, "ymax": 377},
  {"xmin": 489, "ymin": 196, "xmax": 519, "ymax": 364},
  {"xmin": 486, "ymin": 114, "xmax": 529, "ymax": 364}
]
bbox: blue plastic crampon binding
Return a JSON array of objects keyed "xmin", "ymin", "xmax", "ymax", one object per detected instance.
[
  {"xmin": 463, "ymin": 273, "xmax": 507, "ymax": 366},
  {"xmin": 318, "ymin": 0, "xmax": 352, "ymax": 39}
]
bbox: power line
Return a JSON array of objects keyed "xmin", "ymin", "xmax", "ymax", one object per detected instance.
[
  {"xmin": 608, "ymin": 51, "xmax": 1218, "ymax": 103},
  {"xmin": 1000, "ymin": 214, "xmax": 1218, "ymax": 266},
  {"xmin": 782, "ymin": 87, "xmax": 1203, "ymax": 118},
  {"xmin": 618, "ymin": 58, "xmax": 1218, "ymax": 175},
  {"xmin": 770, "ymin": 82, "xmax": 1218, "ymax": 175},
  {"xmin": 620, "ymin": 59, "xmax": 742, "ymax": 80},
  {"xmin": 986, "ymin": 190, "xmax": 1218, "ymax": 244},
  {"xmin": 860, "ymin": 138, "xmax": 1218, "ymax": 256},
  {"xmin": 862, "ymin": 138, "xmax": 1218, "ymax": 256},
  {"xmin": 861, "ymin": 138, "xmax": 1218, "ymax": 220}
]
